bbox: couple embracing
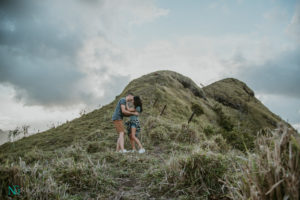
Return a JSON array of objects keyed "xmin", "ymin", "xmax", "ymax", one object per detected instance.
[{"xmin": 112, "ymin": 93, "xmax": 145, "ymax": 154}]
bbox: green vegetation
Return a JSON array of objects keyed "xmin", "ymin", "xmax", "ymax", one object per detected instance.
[
  {"xmin": 0, "ymin": 70, "xmax": 298, "ymax": 199},
  {"xmin": 227, "ymin": 123, "xmax": 300, "ymax": 200},
  {"xmin": 188, "ymin": 103, "xmax": 204, "ymax": 124}
]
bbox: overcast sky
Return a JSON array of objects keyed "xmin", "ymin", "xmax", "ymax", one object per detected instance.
[{"xmin": 0, "ymin": 0, "xmax": 299, "ymax": 133}]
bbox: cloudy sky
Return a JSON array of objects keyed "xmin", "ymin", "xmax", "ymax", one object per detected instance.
[{"xmin": 0, "ymin": 0, "xmax": 299, "ymax": 133}]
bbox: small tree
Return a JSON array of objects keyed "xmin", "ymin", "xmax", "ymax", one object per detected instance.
[
  {"xmin": 188, "ymin": 103, "xmax": 204, "ymax": 124},
  {"xmin": 79, "ymin": 109, "xmax": 86, "ymax": 116},
  {"xmin": 22, "ymin": 125, "xmax": 30, "ymax": 137},
  {"xmin": 8, "ymin": 127, "xmax": 21, "ymax": 142}
]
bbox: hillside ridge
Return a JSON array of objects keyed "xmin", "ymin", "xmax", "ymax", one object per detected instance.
[{"xmin": 0, "ymin": 70, "xmax": 290, "ymax": 152}]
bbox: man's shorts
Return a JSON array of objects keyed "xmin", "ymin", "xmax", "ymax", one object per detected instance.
[{"xmin": 113, "ymin": 120, "xmax": 125, "ymax": 133}]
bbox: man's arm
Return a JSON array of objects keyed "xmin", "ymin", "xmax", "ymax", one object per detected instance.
[
  {"xmin": 126, "ymin": 101, "xmax": 135, "ymax": 112},
  {"xmin": 121, "ymin": 104, "xmax": 138, "ymax": 116}
]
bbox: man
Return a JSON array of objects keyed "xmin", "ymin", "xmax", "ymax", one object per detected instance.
[{"xmin": 112, "ymin": 93, "xmax": 139, "ymax": 153}]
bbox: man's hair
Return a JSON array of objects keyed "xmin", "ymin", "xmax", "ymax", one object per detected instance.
[{"xmin": 126, "ymin": 92, "xmax": 134, "ymax": 96}]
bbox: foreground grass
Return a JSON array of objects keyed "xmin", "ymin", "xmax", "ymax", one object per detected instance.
[{"xmin": 2, "ymin": 119, "xmax": 298, "ymax": 199}]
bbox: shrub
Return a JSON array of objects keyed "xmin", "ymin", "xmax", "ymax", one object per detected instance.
[
  {"xmin": 213, "ymin": 104, "xmax": 234, "ymax": 131},
  {"xmin": 203, "ymin": 125, "xmax": 216, "ymax": 137},
  {"xmin": 212, "ymin": 134, "xmax": 231, "ymax": 152},
  {"xmin": 148, "ymin": 125, "xmax": 171, "ymax": 144},
  {"xmin": 176, "ymin": 124, "xmax": 201, "ymax": 144},
  {"xmin": 188, "ymin": 103, "xmax": 204, "ymax": 124},
  {"xmin": 144, "ymin": 116, "xmax": 182, "ymax": 145},
  {"xmin": 221, "ymin": 128, "xmax": 254, "ymax": 151}
]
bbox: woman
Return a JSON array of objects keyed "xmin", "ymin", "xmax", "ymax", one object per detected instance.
[{"xmin": 125, "ymin": 96, "xmax": 145, "ymax": 154}]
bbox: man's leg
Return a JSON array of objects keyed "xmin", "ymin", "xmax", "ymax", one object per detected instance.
[
  {"xmin": 116, "ymin": 137, "xmax": 120, "ymax": 152},
  {"xmin": 114, "ymin": 120, "xmax": 126, "ymax": 152},
  {"xmin": 119, "ymin": 132, "xmax": 125, "ymax": 151}
]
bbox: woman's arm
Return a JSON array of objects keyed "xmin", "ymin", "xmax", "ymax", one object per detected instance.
[
  {"xmin": 126, "ymin": 101, "xmax": 136, "ymax": 112},
  {"xmin": 121, "ymin": 104, "xmax": 138, "ymax": 116}
]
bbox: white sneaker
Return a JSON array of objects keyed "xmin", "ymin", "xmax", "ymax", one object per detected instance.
[
  {"xmin": 138, "ymin": 148, "xmax": 145, "ymax": 154},
  {"xmin": 119, "ymin": 149, "xmax": 128, "ymax": 153},
  {"xmin": 130, "ymin": 150, "xmax": 136, "ymax": 153}
]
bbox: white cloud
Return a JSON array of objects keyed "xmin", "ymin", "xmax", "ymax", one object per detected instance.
[
  {"xmin": 292, "ymin": 123, "xmax": 300, "ymax": 132},
  {"xmin": 0, "ymin": 84, "xmax": 85, "ymax": 131}
]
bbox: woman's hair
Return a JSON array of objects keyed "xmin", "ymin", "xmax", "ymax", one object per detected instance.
[{"xmin": 134, "ymin": 96, "xmax": 143, "ymax": 112}]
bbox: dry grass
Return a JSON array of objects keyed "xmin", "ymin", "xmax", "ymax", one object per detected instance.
[{"xmin": 227, "ymin": 122, "xmax": 300, "ymax": 200}]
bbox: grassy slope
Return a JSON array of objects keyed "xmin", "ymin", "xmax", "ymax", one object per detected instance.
[
  {"xmin": 203, "ymin": 78, "xmax": 282, "ymax": 131},
  {"xmin": 0, "ymin": 70, "xmax": 292, "ymax": 199}
]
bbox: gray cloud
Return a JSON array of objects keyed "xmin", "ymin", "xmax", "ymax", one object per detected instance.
[
  {"xmin": 99, "ymin": 74, "xmax": 131, "ymax": 104},
  {"xmin": 0, "ymin": 0, "xmax": 167, "ymax": 107},
  {"xmin": 0, "ymin": 0, "xmax": 129, "ymax": 107},
  {"xmin": 236, "ymin": 47, "xmax": 300, "ymax": 98},
  {"xmin": 0, "ymin": 48, "xmax": 84, "ymax": 106}
]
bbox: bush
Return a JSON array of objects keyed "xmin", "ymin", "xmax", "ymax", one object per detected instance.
[
  {"xmin": 221, "ymin": 128, "xmax": 254, "ymax": 151},
  {"xmin": 213, "ymin": 104, "xmax": 234, "ymax": 131},
  {"xmin": 148, "ymin": 125, "xmax": 171, "ymax": 144},
  {"xmin": 212, "ymin": 134, "xmax": 231, "ymax": 152},
  {"xmin": 191, "ymin": 103, "xmax": 204, "ymax": 116},
  {"xmin": 176, "ymin": 124, "xmax": 201, "ymax": 144},
  {"xmin": 203, "ymin": 125, "xmax": 216, "ymax": 137},
  {"xmin": 144, "ymin": 116, "xmax": 182, "ymax": 145}
]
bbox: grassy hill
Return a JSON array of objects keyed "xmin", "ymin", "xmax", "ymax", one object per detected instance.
[{"xmin": 0, "ymin": 70, "xmax": 299, "ymax": 199}]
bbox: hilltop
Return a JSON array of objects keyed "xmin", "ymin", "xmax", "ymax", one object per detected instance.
[{"xmin": 0, "ymin": 70, "xmax": 298, "ymax": 199}]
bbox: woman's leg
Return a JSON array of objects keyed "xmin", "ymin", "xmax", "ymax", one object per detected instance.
[
  {"xmin": 129, "ymin": 131, "xmax": 137, "ymax": 150},
  {"xmin": 131, "ymin": 128, "xmax": 143, "ymax": 149}
]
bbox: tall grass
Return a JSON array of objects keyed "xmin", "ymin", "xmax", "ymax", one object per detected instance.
[{"xmin": 227, "ymin": 123, "xmax": 300, "ymax": 200}]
